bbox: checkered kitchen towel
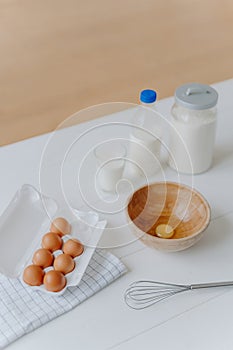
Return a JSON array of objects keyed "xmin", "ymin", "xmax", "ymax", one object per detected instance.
[{"xmin": 0, "ymin": 249, "xmax": 127, "ymax": 349}]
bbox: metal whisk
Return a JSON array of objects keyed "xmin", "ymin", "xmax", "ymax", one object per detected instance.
[{"xmin": 124, "ymin": 280, "xmax": 233, "ymax": 310}]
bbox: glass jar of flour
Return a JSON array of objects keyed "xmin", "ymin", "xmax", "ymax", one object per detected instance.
[{"xmin": 168, "ymin": 83, "xmax": 218, "ymax": 174}]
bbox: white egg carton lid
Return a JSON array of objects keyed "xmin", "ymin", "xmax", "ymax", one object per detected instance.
[{"xmin": 0, "ymin": 184, "xmax": 107, "ymax": 295}]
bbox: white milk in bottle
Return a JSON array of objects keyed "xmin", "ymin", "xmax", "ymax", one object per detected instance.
[{"xmin": 128, "ymin": 89, "xmax": 162, "ymax": 178}]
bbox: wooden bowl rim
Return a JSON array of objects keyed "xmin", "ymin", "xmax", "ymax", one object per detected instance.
[{"xmin": 126, "ymin": 181, "xmax": 211, "ymax": 242}]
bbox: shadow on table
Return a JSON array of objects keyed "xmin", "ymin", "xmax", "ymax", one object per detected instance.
[
  {"xmin": 212, "ymin": 145, "xmax": 233, "ymax": 169},
  {"xmin": 186, "ymin": 213, "xmax": 232, "ymax": 254}
]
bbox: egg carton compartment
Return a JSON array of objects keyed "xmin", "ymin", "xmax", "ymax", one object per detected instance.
[
  {"xmin": 21, "ymin": 235, "xmax": 88, "ymax": 295},
  {"xmin": 0, "ymin": 185, "xmax": 107, "ymax": 295}
]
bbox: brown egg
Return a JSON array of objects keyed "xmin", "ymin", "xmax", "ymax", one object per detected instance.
[
  {"xmin": 42, "ymin": 232, "xmax": 62, "ymax": 252},
  {"xmin": 43, "ymin": 270, "xmax": 66, "ymax": 292},
  {"xmin": 32, "ymin": 248, "xmax": 54, "ymax": 268},
  {"xmin": 62, "ymin": 239, "xmax": 84, "ymax": 258},
  {"xmin": 54, "ymin": 254, "xmax": 75, "ymax": 274},
  {"xmin": 50, "ymin": 217, "xmax": 71, "ymax": 236},
  {"xmin": 23, "ymin": 265, "xmax": 44, "ymax": 286}
]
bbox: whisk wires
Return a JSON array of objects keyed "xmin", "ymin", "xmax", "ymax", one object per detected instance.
[{"xmin": 125, "ymin": 280, "xmax": 190, "ymax": 310}]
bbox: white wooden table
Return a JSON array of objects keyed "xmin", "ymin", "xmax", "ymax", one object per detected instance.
[{"xmin": 1, "ymin": 79, "xmax": 233, "ymax": 350}]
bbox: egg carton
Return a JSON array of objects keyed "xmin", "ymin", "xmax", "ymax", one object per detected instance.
[
  {"xmin": 0, "ymin": 185, "xmax": 107, "ymax": 295},
  {"xmin": 21, "ymin": 235, "xmax": 86, "ymax": 295}
]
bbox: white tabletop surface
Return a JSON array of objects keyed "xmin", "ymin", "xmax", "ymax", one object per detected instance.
[{"xmin": 1, "ymin": 79, "xmax": 233, "ymax": 350}]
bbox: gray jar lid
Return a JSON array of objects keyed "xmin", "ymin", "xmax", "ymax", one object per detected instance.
[{"xmin": 175, "ymin": 83, "xmax": 218, "ymax": 110}]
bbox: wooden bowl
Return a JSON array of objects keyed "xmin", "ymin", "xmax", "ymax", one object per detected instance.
[{"xmin": 126, "ymin": 182, "xmax": 210, "ymax": 252}]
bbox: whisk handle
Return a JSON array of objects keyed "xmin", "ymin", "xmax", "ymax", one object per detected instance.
[{"xmin": 190, "ymin": 281, "xmax": 233, "ymax": 289}]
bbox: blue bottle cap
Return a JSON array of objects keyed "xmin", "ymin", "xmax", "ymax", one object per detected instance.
[{"xmin": 140, "ymin": 89, "xmax": 157, "ymax": 104}]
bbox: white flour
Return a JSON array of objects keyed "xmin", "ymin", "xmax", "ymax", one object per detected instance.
[{"xmin": 168, "ymin": 105, "xmax": 217, "ymax": 174}]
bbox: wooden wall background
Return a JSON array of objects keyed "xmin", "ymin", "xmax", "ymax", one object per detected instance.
[{"xmin": 1, "ymin": 0, "xmax": 233, "ymax": 145}]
